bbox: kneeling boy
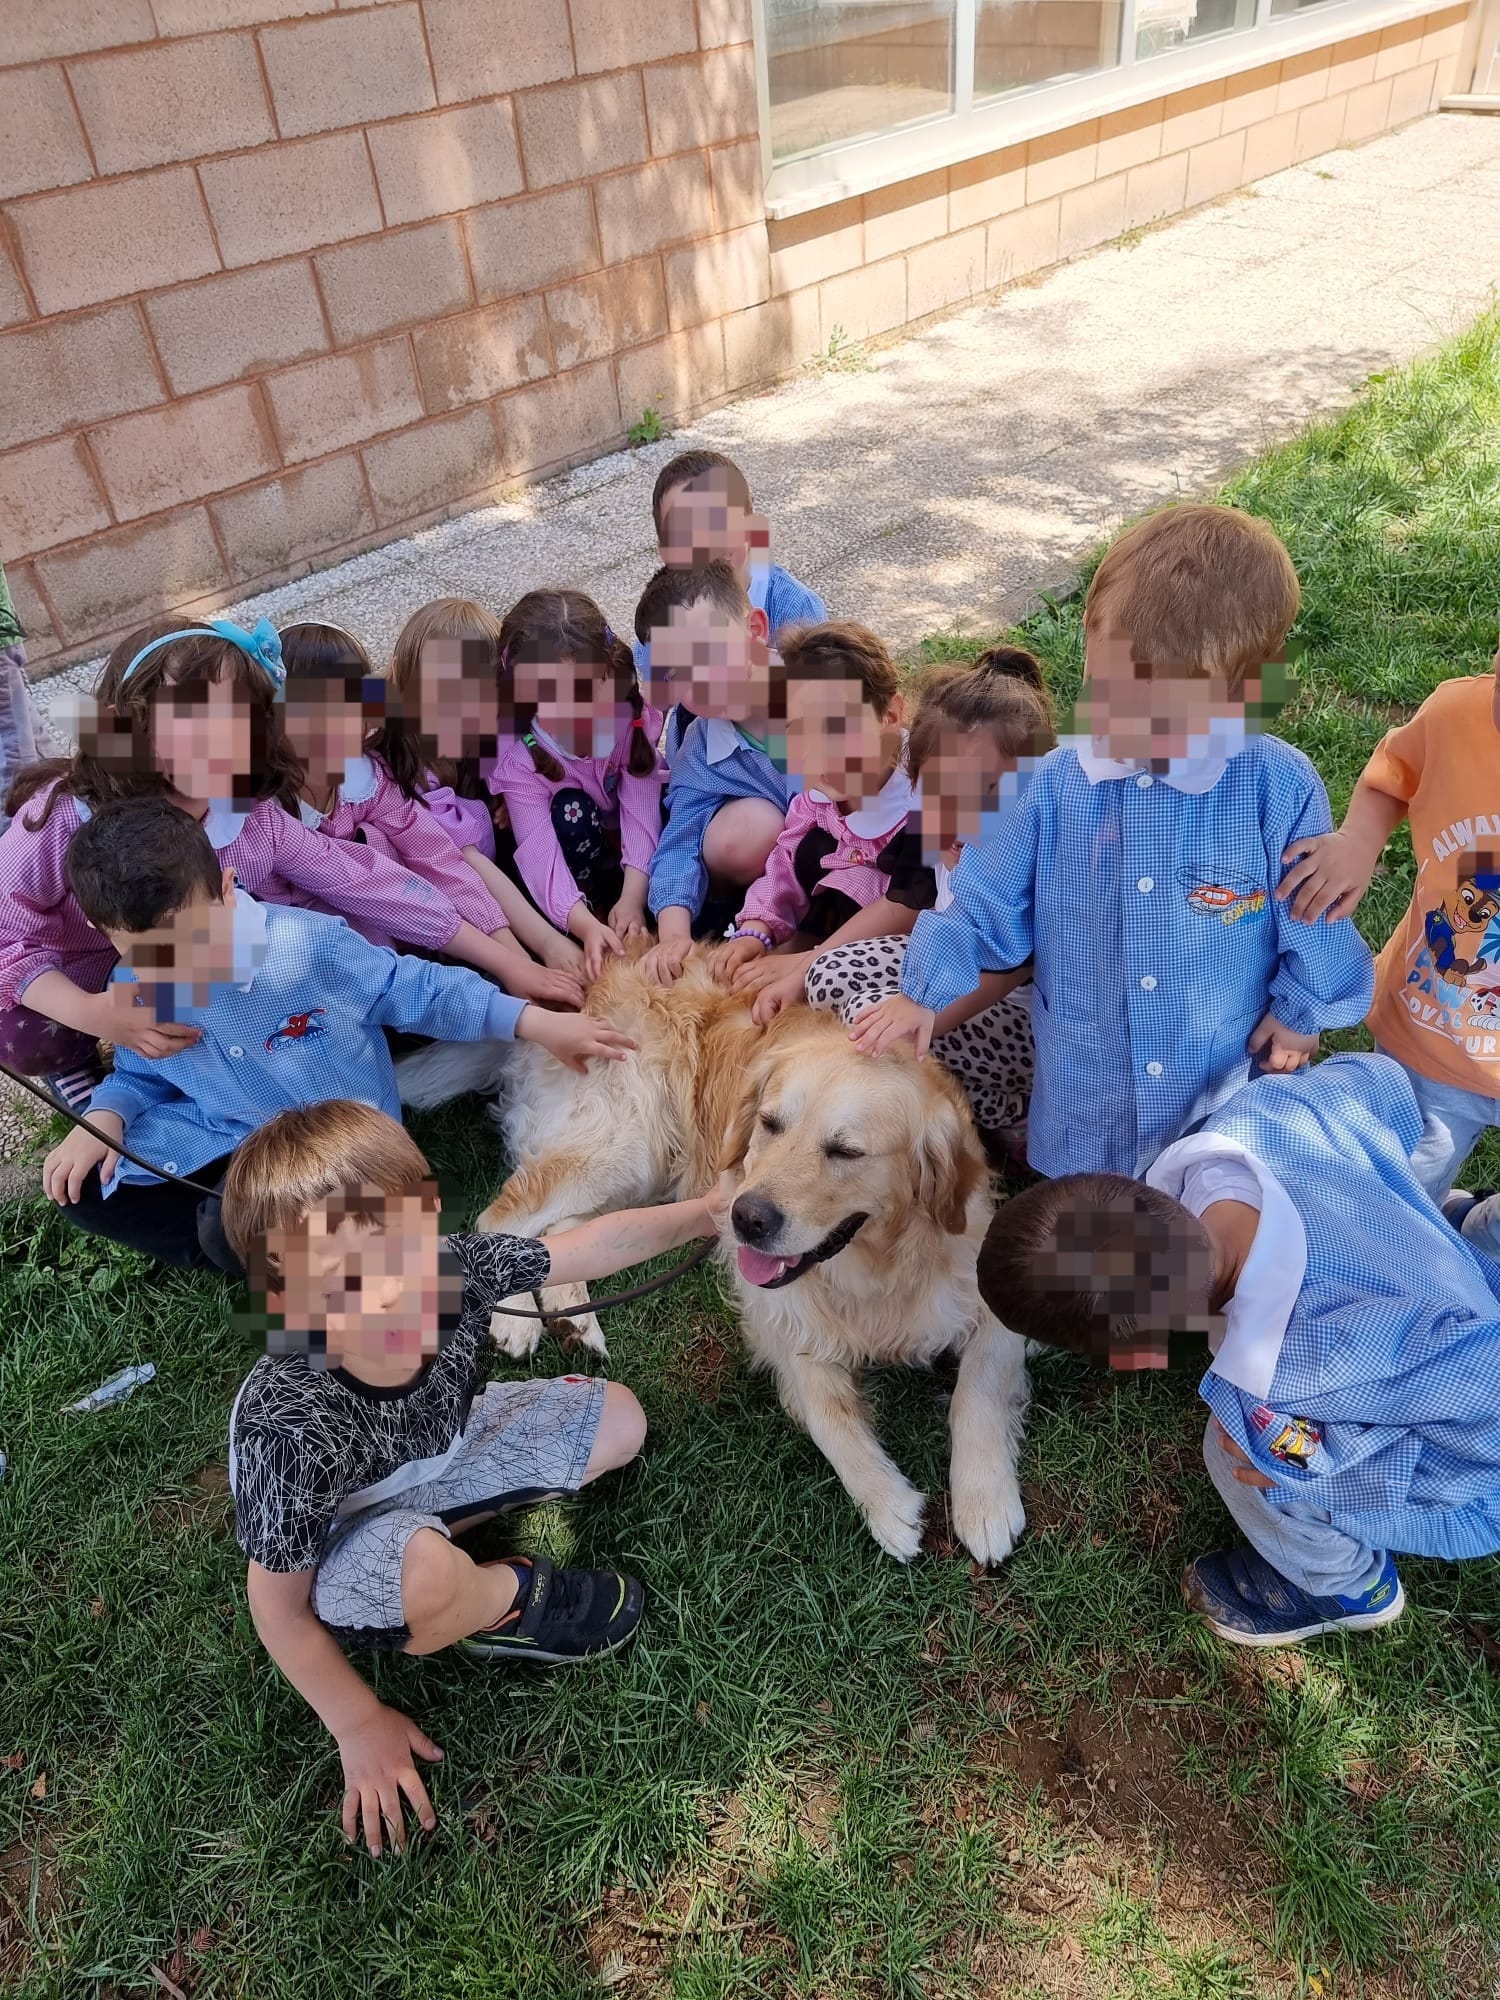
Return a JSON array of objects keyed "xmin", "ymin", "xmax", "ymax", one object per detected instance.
[
  {"xmin": 977, "ymin": 1053, "xmax": 1500, "ymax": 1646},
  {"xmin": 223, "ymin": 1099, "xmax": 724, "ymax": 1855}
]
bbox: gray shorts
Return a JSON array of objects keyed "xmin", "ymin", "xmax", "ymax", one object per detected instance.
[{"xmin": 313, "ymin": 1374, "xmax": 607, "ymax": 1652}]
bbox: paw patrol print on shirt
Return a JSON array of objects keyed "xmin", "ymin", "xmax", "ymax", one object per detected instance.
[
  {"xmin": 265, "ymin": 1007, "xmax": 328, "ymax": 1052},
  {"xmin": 1397, "ymin": 845, "xmax": 1500, "ymax": 1056}
]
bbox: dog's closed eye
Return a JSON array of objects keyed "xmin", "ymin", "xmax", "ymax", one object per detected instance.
[
  {"xmin": 759, "ymin": 1112, "xmax": 784, "ymax": 1135},
  {"xmin": 824, "ymin": 1139, "xmax": 864, "ymax": 1161}
]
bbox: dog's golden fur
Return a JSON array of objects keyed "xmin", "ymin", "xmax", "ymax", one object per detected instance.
[{"xmin": 399, "ymin": 950, "xmax": 1029, "ymax": 1563}]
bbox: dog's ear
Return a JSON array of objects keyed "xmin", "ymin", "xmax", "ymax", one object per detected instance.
[
  {"xmin": 915, "ymin": 1094, "xmax": 985, "ymax": 1234},
  {"xmin": 718, "ymin": 1053, "xmax": 769, "ymax": 1174}
]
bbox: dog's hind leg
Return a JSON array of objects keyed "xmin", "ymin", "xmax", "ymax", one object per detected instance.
[
  {"xmin": 948, "ymin": 1318, "xmax": 1030, "ymax": 1566},
  {"xmin": 774, "ymin": 1348, "xmax": 927, "ymax": 1562},
  {"xmin": 477, "ymin": 1150, "xmax": 651, "ymax": 1361}
]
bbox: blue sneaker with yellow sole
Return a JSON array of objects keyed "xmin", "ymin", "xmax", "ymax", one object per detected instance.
[{"xmin": 1182, "ymin": 1548, "xmax": 1404, "ymax": 1647}]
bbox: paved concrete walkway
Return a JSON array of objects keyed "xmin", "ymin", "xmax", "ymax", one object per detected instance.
[{"xmin": 8, "ymin": 110, "xmax": 1499, "ymax": 1178}]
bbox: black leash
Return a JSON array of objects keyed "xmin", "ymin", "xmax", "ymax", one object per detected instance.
[{"xmin": 3, "ymin": 1055, "xmax": 718, "ymax": 1321}]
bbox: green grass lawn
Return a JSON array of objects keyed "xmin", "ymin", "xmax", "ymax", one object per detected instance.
[{"xmin": 4, "ymin": 316, "xmax": 1500, "ymax": 2000}]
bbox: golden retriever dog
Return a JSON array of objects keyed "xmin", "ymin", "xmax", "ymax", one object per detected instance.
[{"xmin": 397, "ymin": 955, "xmax": 1029, "ymax": 1565}]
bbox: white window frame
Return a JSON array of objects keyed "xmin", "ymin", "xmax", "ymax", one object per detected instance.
[{"xmin": 755, "ymin": 0, "xmax": 1461, "ymax": 217}]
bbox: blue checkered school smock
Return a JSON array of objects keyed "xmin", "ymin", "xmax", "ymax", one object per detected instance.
[
  {"xmin": 1196, "ymin": 1054, "xmax": 1500, "ymax": 1561},
  {"xmin": 901, "ymin": 738, "xmax": 1375, "ymax": 1176}
]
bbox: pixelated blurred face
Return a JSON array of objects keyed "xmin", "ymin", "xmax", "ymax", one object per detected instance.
[
  {"xmin": 283, "ymin": 681, "xmax": 373, "ymax": 795},
  {"xmin": 658, "ymin": 474, "xmax": 769, "ymax": 573},
  {"xmin": 646, "ymin": 601, "xmax": 771, "ymax": 720},
  {"xmin": 106, "ymin": 870, "xmax": 239, "ymax": 1000},
  {"xmin": 1081, "ymin": 612, "xmax": 1250, "ymax": 765},
  {"xmin": 267, "ymin": 1190, "xmax": 446, "ymax": 1372},
  {"xmin": 150, "ymin": 674, "xmax": 251, "ymax": 802},
  {"xmin": 786, "ymin": 679, "xmax": 900, "ymax": 803},
  {"xmin": 1040, "ymin": 1207, "xmax": 1218, "ymax": 1370},
  {"xmin": 918, "ymin": 729, "xmax": 1013, "ymax": 855},
  {"xmin": 511, "ymin": 652, "xmax": 629, "ymax": 758},
  {"xmin": 418, "ymin": 638, "xmax": 496, "ymax": 760}
]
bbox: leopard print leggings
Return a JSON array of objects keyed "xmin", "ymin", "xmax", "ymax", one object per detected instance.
[{"xmin": 803, "ymin": 934, "xmax": 1034, "ymax": 1131}]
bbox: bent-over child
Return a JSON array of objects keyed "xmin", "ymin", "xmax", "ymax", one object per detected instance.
[
  {"xmin": 977, "ymin": 1054, "xmax": 1500, "ymax": 1646},
  {"xmin": 223, "ymin": 1098, "xmax": 726, "ymax": 1855}
]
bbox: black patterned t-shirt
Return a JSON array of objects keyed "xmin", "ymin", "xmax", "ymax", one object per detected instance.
[{"xmin": 229, "ymin": 1232, "xmax": 551, "ymax": 1573}]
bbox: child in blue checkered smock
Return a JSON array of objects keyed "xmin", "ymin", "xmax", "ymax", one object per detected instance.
[
  {"xmin": 978, "ymin": 1053, "xmax": 1500, "ymax": 1647},
  {"xmin": 851, "ymin": 506, "xmax": 1374, "ymax": 1179}
]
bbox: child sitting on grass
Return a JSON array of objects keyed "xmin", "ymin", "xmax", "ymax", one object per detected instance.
[
  {"xmin": 636, "ymin": 448, "xmax": 826, "ymax": 752},
  {"xmin": 637, "ymin": 562, "xmax": 799, "ymax": 983},
  {"xmin": 852, "ymin": 505, "xmax": 1375, "ymax": 1178},
  {"xmin": 776, "ymin": 646, "xmax": 1054, "ymax": 1149},
  {"xmin": 41, "ymin": 799, "xmax": 631, "ymax": 1273},
  {"xmin": 278, "ymin": 621, "xmax": 582, "ymax": 1011},
  {"xmin": 708, "ymin": 622, "xmax": 911, "ymax": 983},
  {"xmin": 489, "ymin": 590, "xmax": 667, "ymax": 983},
  {"xmin": 223, "ymin": 1098, "xmax": 725, "ymax": 1857},
  {"xmin": 976, "ymin": 1054, "xmax": 1500, "ymax": 1648}
]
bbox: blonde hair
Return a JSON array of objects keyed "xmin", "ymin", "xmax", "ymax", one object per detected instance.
[
  {"xmin": 369, "ymin": 596, "xmax": 504, "ymax": 800},
  {"xmin": 222, "ymin": 1100, "xmax": 435, "ymax": 1272},
  {"xmin": 1084, "ymin": 504, "xmax": 1299, "ymax": 691}
]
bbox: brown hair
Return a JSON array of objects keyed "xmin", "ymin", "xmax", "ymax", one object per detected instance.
[
  {"xmin": 778, "ymin": 621, "xmax": 900, "ymax": 714},
  {"xmin": 651, "ymin": 448, "xmax": 752, "ymax": 540},
  {"xmin": 906, "ymin": 646, "xmax": 1055, "ymax": 782},
  {"xmin": 279, "ymin": 621, "xmax": 375, "ymax": 690},
  {"xmin": 222, "ymin": 1099, "xmax": 435, "ymax": 1273},
  {"xmin": 1084, "ymin": 504, "xmax": 1299, "ymax": 690},
  {"xmin": 5, "ymin": 618, "xmax": 302, "ymax": 830},
  {"xmin": 366, "ymin": 597, "xmax": 503, "ymax": 801},
  {"xmin": 976, "ymin": 1173, "xmax": 1209, "ymax": 1358},
  {"xmin": 499, "ymin": 588, "xmax": 655, "ymax": 780},
  {"xmin": 633, "ymin": 560, "xmax": 751, "ymax": 644}
]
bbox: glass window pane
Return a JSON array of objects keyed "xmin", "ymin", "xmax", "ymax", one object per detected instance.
[
  {"xmin": 975, "ymin": 0, "xmax": 1124, "ymax": 99},
  {"xmin": 1135, "ymin": 0, "xmax": 1256, "ymax": 58},
  {"xmin": 1268, "ymin": 0, "xmax": 1339, "ymax": 16},
  {"xmin": 766, "ymin": 0, "xmax": 957, "ymax": 164}
]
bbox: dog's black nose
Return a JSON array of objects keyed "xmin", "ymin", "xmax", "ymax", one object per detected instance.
[{"xmin": 732, "ymin": 1193, "xmax": 783, "ymax": 1245}]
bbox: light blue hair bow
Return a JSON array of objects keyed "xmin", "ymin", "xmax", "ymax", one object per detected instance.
[{"xmin": 120, "ymin": 616, "xmax": 286, "ymax": 695}]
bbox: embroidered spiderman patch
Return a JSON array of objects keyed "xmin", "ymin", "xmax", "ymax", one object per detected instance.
[{"xmin": 265, "ymin": 1008, "xmax": 328, "ymax": 1052}]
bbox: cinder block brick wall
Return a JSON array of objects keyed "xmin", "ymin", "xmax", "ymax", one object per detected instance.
[{"xmin": 0, "ymin": 0, "xmax": 1470, "ymax": 668}]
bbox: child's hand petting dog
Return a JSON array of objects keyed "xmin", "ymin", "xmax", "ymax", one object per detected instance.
[
  {"xmin": 605, "ymin": 893, "xmax": 649, "ymax": 944},
  {"xmin": 518, "ymin": 1007, "xmax": 638, "ymax": 1074},
  {"xmin": 574, "ymin": 911, "xmax": 626, "ymax": 984},
  {"xmin": 747, "ymin": 959, "xmax": 810, "ymax": 1026},
  {"xmin": 640, "ymin": 933, "xmax": 692, "ymax": 986},
  {"xmin": 497, "ymin": 959, "xmax": 586, "ymax": 1011},
  {"xmin": 709, "ymin": 935, "xmax": 766, "ymax": 985},
  {"xmin": 1247, "ymin": 1012, "xmax": 1318, "ymax": 1073},
  {"xmin": 848, "ymin": 993, "xmax": 937, "ymax": 1060}
]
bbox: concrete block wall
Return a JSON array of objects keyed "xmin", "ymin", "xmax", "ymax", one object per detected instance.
[{"xmin": 0, "ymin": 0, "xmax": 1471, "ymax": 668}]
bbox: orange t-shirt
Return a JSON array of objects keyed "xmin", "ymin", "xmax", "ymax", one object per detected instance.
[{"xmin": 1366, "ymin": 673, "xmax": 1500, "ymax": 1092}]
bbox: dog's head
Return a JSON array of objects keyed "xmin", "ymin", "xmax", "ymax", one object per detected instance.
[{"xmin": 719, "ymin": 1017, "xmax": 986, "ymax": 1289}]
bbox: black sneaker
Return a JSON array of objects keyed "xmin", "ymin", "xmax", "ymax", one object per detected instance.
[{"xmin": 459, "ymin": 1555, "xmax": 644, "ymax": 1664}]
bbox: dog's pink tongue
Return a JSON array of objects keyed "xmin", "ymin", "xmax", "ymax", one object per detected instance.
[{"xmin": 737, "ymin": 1244, "xmax": 789, "ymax": 1287}]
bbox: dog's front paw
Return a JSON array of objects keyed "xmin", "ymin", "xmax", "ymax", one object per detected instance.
[
  {"xmin": 862, "ymin": 1478, "xmax": 927, "ymax": 1563},
  {"xmin": 490, "ymin": 1305, "xmax": 541, "ymax": 1359},
  {"xmin": 951, "ymin": 1476, "xmax": 1027, "ymax": 1567}
]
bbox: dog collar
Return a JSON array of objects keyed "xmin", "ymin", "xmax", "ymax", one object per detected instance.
[{"xmin": 757, "ymin": 1210, "xmax": 870, "ymax": 1289}]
